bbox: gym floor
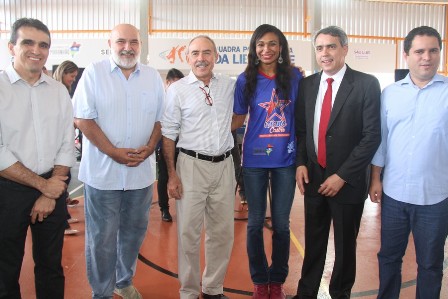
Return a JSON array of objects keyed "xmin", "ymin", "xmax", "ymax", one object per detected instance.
[{"xmin": 18, "ymin": 162, "xmax": 448, "ymax": 298}]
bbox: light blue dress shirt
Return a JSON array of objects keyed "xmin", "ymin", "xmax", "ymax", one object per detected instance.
[
  {"xmin": 73, "ymin": 57, "xmax": 165, "ymax": 190},
  {"xmin": 372, "ymin": 73, "xmax": 448, "ymax": 205}
]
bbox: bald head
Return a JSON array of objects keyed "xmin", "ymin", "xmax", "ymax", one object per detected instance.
[
  {"xmin": 111, "ymin": 24, "xmax": 139, "ymax": 39},
  {"xmin": 108, "ymin": 24, "xmax": 141, "ymax": 70}
]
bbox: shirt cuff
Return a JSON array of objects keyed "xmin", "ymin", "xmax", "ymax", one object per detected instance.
[
  {"xmin": 0, "ymin": 148, "xmax": 18, "ymax": 171},
  {"xmin": 161, "ymin": 127, "xmax": 179, "ymax": 142},
  {"xmin": 371, "ymin": 154, "xmax": 385, "ymax": 168},
  {"xmin": 54, "ymin": 153, "xmax": 76, "ymax": 168}
]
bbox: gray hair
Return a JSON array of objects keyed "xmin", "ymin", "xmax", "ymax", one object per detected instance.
[
  {"xmin": 185, "ymin": 35, "xmax": 217, "ymax": 55},
  {"xmin": 313, "ymin": 26, "xmax": 348, "ymax": 48}
]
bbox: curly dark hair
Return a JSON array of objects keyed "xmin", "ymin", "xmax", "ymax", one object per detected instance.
[{"xmin": 244, "ymin": 24, "xmax": 292, "ymax": 102}]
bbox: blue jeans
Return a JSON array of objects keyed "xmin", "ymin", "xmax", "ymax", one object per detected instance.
[
  {"xmin": 84, "ymin": 184, "xmax": 153, "ymax": 299},
  {"xmin": 378, "ymin": 194, "xmax": 448, "ymax": 299},
  {"xmin": 243, "ymin": 165, "xmax": 296, "ymax": 284}
]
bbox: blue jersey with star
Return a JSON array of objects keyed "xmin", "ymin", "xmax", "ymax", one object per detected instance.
[{"xmin": 234, "ymin": 68, "xmax": 302, "ymax": 168}]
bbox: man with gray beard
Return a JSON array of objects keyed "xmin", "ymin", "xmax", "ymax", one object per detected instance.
[{"xmin": 72, "ymin": 24, "xmax": 164, "ymax": 299}]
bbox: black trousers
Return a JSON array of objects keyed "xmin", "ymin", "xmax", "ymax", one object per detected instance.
[
  {"xmin": 296, "ymin": 194, "xmax": 364, "ymax": 299},
  {"xmin": 157, "ymin": 148, "xmax": 170, "ymax": 210},
  {"xmin": 157, "ymin": 148, "xmax": 179, "ymax": 211},
  {"xmin": 0, "ymin": 173, "xmax": 66, "ymax": 299},
  {"xmin": 231, "ymin": 130, "xmax": 244, "ymax": 194}
]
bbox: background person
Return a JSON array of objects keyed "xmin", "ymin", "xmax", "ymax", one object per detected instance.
[
  {"xmin": 369, "ymin": 26, "xmax": 448, "ymax": 299},
  {"xmin": 166, "ymin": 68, "xmax": 184, "ymax": 88},
  {"xmin": 73, "ymin": 23, "xmax": 164, "ymax": 299},
  {"xmin": 53, "ymin": 60, "xmax": 80, "ymax": 235},
  {"xmin": 162, "ymin": 35, "xmax": 235, "ymax": 299},
  {"xmin": 157, "ymin": 67, "xmax": 185, "ymax": 222},
  {"xmin": 54, "ymin": 60, "xmax": 84, "ymax": 162},
  {"xmin": 293, "ymin": 26, "xmax": 381, "ymax": 299},
  {"xmin": 231, "ymin": 129, "xmax": 246, "ymax": 204},
  {"xmin": 232, "ymin": 24, "xmax": 303, "ymax": 299},
  {"xmin": 53, "ymin": 60, "xmax": 79, "ymax": 94},
  {"xmin": 0, "ymin": 17, "xmax": 75, "ymax": 299}
]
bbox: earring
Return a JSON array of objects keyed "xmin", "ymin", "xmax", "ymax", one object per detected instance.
[
  {"xmin": 278, "ymin": 55, "xmax": 283, "ymax": 64},
  {"xmin": 255, "ymin": 58, "xmax": 260, "ymax": 65}
]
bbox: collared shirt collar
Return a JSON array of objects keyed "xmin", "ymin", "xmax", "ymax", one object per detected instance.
[
  {"xmin": 321, "ymin": 64, "xmax": 347, "ymax": 84},
  {"xmin": 6, "ymin": 64, "xmax": 48, "ymax": 86},
  {"xmin": 400, "ymin": 73, "xmax": 446, "ymax": 89},
  {"xmin": 108, "ymin": 56, "xmax": 141, "ymax": 74},
  {"xmin": 186, "ymin": 70, "xmax": 217, "ymax": 86}
]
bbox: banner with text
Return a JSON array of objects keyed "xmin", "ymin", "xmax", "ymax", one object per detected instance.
[
  {"xmin": 147, "ymin": 38, "xmax": 312, "ymax": 74},
  {"xmin": 0, "ymin": 38, "xmax": 394, "ymax": 75}
]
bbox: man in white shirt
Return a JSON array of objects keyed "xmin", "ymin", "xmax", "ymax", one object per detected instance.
[
  {"xmin": 0, "ymin": 18, "xmax": 75, "ymax": 299},
  {"xmin": 162, "ymin": 35, "xmax": 235, "ymax": 299},
  {"xmin": 72, "ymin": 24, "xmax": 164, "ymax": 299}
]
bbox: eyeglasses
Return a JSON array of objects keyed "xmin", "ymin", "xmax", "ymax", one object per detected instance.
[{"xmin": 199, "ymin": 85, "xmax": 213, "ymax": 106}]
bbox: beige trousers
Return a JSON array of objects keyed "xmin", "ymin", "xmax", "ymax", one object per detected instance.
[{"xmin": 176, "ymin": 152, "xmax": 235, "ymax": 299}]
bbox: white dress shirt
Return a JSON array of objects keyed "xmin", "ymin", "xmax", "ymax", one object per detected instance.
[
  {"xmin": 162, "ymin": 71, "xmax": 235, "ymax": 156},
  {"xmin": 73, "ymin": 57, "xmax": 165, "ymax": 190},
  {"xmin": 313, "ymin": 64, "xmax": 347, "ymax": 152},
  {"xmin": 0, "ymin": 66, "xmax": 75, "ymax": 174}
]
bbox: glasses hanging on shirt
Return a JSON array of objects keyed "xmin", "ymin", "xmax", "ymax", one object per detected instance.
[{"xmin": 199, "ymin": 85, "xmax": 213, "ymax": 106}]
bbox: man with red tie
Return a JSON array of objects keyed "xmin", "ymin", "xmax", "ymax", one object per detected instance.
[{"xmin": 293, "ymin": 26, "xmax": 381, "ymax": 299}]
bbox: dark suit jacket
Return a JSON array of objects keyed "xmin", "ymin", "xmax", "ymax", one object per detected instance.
[{"xmin": 295, "ymin": 65, "xmax": 381, "ymax": 204}]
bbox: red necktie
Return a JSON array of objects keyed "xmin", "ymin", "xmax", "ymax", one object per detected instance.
[{"xmin": 317, "ymin": 78, "xmax": 334, "ymax": 168}]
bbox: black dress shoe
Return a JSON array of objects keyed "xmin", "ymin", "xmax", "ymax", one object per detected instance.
[
  {"xmin": 239, "ymin": 191, "xmax": 247, "ymax": 205},
  {"xmin": 202, "ymin": 293, "xmax": 229, "ymax": 299},
  {"xmin": 161, "ymin": 209, "xmax": 172, "ymax": 222}
]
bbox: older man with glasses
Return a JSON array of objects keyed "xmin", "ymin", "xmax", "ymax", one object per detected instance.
[{"xmin": 162, "ymin": 35, "xmax": 235, "ymax": 299}]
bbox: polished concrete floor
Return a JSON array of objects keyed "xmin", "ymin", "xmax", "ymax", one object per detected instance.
[{"xmin": 18, "ymin": 163, "xmax": 448, "ymax": 298}]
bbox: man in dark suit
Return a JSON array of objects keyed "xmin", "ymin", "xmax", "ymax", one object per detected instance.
[{"xmin": 292, "ymin": 26, "xmax": 381, "ymax": 299}]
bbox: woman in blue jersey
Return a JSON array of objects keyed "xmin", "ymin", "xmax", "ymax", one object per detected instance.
[{"xmin": 232, "ymin": 24, "xmax": 303, "ymax": 299}]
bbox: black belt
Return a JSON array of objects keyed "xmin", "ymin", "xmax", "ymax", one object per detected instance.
[{"xmin": 180, "ymin": 148, "xmax": 231, "ymax": 163}]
